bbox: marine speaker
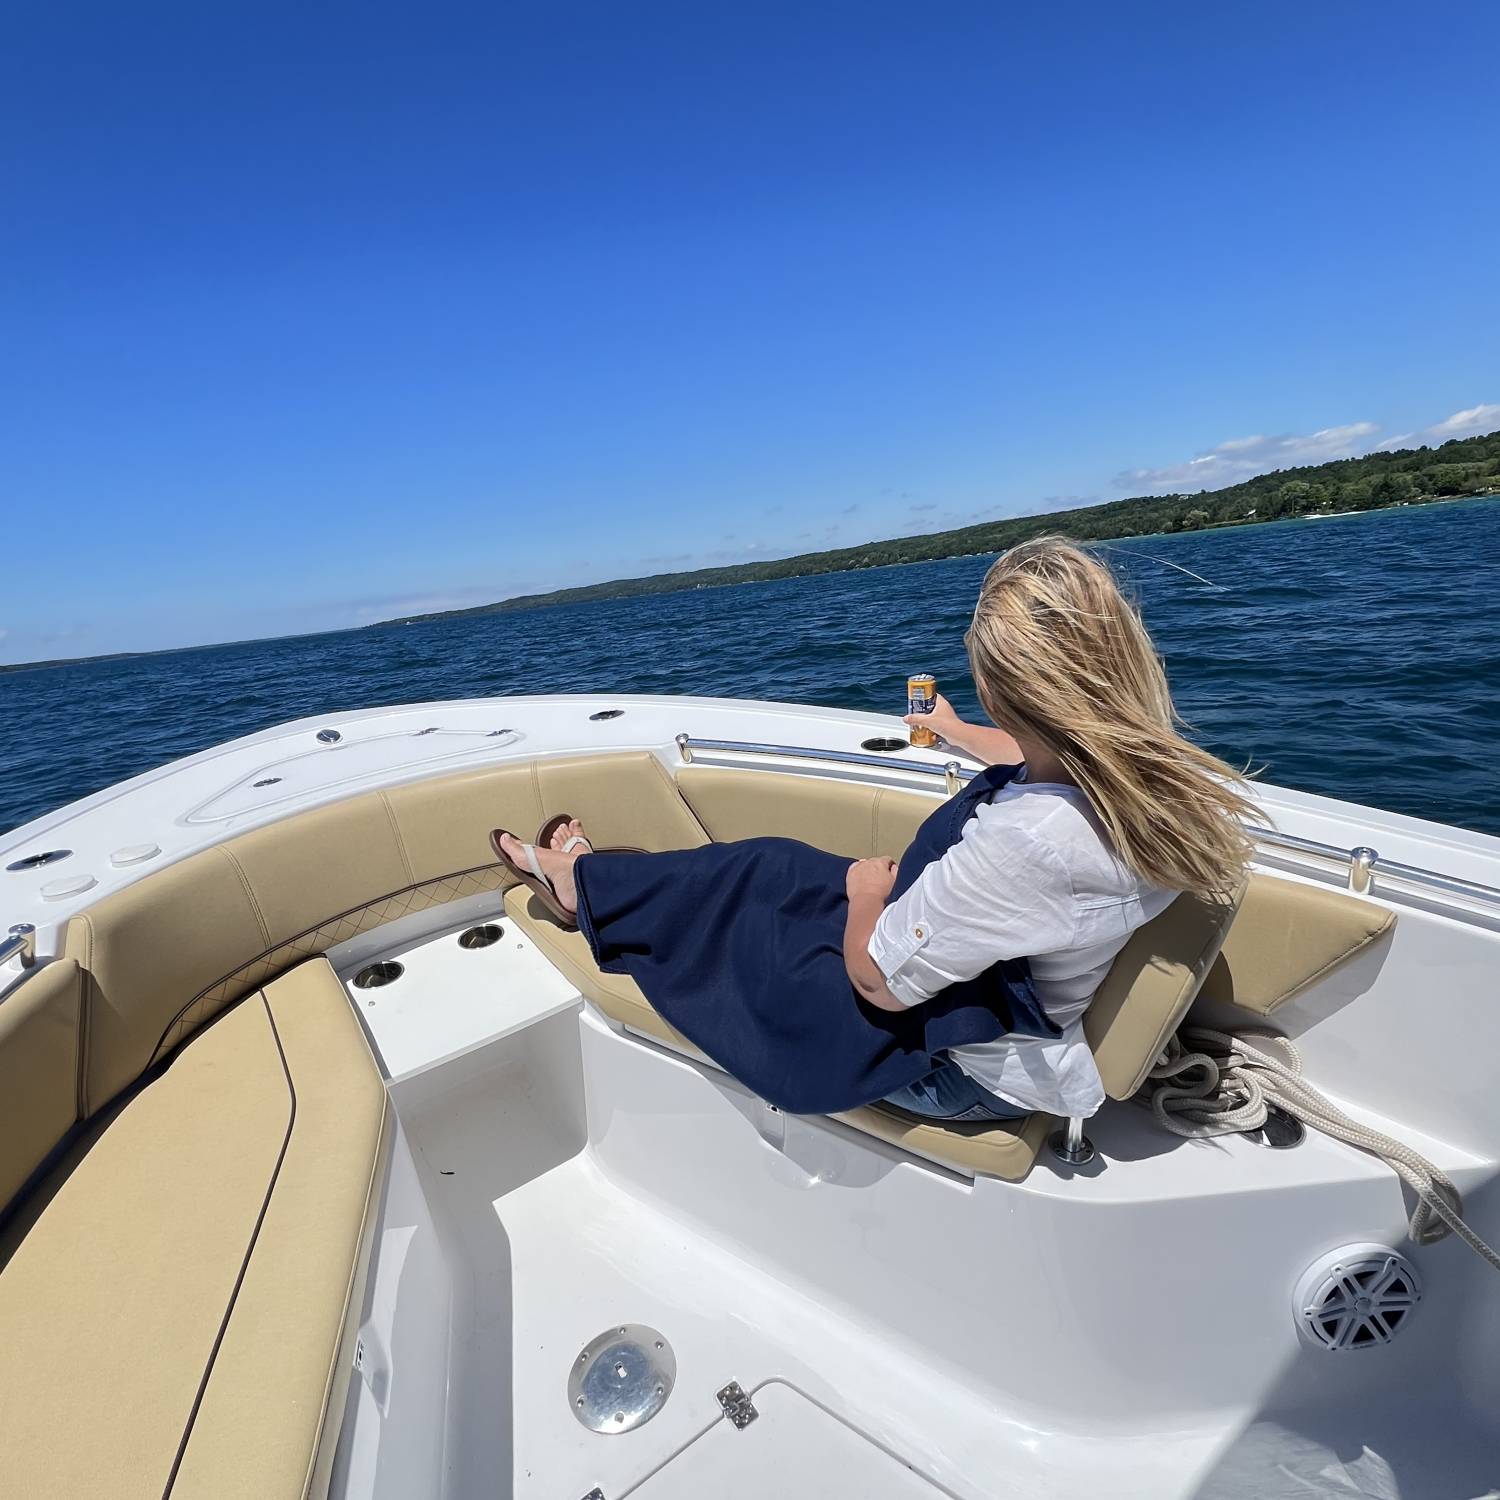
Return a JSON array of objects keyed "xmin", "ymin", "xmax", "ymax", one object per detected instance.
[{"xmin": 1294, "ymin": 1243, "xmax": 1422, "ymax": 1352}]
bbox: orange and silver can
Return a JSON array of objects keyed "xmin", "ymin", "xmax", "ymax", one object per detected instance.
[{"xmin": 907, "ymin": 673, "xmax": 937, "ymax": 747}]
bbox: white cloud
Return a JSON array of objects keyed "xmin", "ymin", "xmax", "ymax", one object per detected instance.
[
  {"xmin": 1117, "ymin": 402, "xmax": 1499, "ymax": 493},
  {"xmin": 1116, "ymin": 422, "xmax": 1380, "ymax": 493},
  {"xmin": 1377, "ymin": 403, "xmax": 1500, "ymax": 452},
  {"xmin": 1426, "ymin": 402, "xmax": 1500, "ymax": 440}
]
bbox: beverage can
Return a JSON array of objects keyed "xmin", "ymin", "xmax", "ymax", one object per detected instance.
[{"xmin": 907, "ymin": 674, "xmax": 937, "ymax": 747}]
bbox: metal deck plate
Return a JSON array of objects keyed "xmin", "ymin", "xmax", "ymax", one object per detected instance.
[{"xmin": 568, "ymin": 1324, "xmax": 676, "ymax": 1433}]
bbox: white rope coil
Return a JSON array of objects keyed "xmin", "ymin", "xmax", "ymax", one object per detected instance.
[{"xmin": 1136, "ymin": 1027, "xmax": 1500, "ymax": 1274}]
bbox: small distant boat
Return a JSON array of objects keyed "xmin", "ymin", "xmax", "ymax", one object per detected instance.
[{"xmin": 2, "ymin": 693, "xmax": 1497, "ymax": 1498}]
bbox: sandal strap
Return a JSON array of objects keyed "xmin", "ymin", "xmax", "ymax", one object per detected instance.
[
  {"xmin": 560, "ymin": 834, "xmax": 593, "ymax": 855},
  {"xmin": 519, "ymin": 842, "xmax": 552, "ymax": 892}
]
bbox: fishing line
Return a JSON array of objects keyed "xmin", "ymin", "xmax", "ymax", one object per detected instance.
[{"xmin": 1089, "ymin": 541, "xmax": 1227, "ymax": 591}]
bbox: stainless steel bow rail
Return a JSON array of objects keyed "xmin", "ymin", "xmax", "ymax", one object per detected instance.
[
  {"xmin": 1, "ymin": 923, "xmax": 36, "ymax": 969},
  {"xmin": 672, "ymin": 733, "xmax": 1500, "ymax": 912},
  {"xmin": 675, "ymin": 732, "xmax": 971, "ymax": 795}
]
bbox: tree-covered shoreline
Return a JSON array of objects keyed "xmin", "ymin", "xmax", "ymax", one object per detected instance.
[
  {"xmin": 3, "ymin": 430, "xmax": 1494, "ymax": 675},
  {"xmin": 379, "ymin": 429, "xmax": 1500, "ymax": 626}
]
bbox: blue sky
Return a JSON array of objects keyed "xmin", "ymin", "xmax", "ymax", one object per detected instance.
[{"xmin": 3, "ymin": 1, "xmax": 1497, "ymax": 664}]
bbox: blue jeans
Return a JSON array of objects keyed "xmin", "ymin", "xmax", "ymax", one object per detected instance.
[{"xmin": 880, "ymin": 1054, "xmax": 1031, "ymax": 1122}]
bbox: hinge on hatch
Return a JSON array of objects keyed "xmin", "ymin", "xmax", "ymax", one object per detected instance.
[{"xmin": 716, "ymin": 1380, "xmax": 759, "ymax": 1429}]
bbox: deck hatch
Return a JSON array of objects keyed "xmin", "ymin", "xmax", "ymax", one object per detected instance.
[{"xmin": 624, "ymin": 1380, "xmax": 953, "ymax": 1497}]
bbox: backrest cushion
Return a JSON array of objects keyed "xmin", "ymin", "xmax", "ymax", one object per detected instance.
[
  {"xmin": 1196, "ymin": 872, "xmax": 1395, "ymax": 1015},
  {"xmin": 1085, "ymin": 883, "xmax": 1245, "ymax": 1100},
  {"xmin": 63, "ymin": 752, "xmax": 708, "ymax": 1118},
  {"xmin": 65, "ymin": 845, "xmax": 270, "ymax": 1113},
  {"xmin": 537, "ymin": 753, "xmax": 710, "ymax": 853},
  {"xmin": 0, "ymin": 959, "xmax": 84, "ymax": 1213},
  {"xmin": 677, "ymin": 765, "xmax": 938, "ymax": 859}
]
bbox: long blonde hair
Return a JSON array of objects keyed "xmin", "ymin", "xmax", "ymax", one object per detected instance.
[{"xmin": 965, "ymin": 536, "xmax": 1256, "ymax": 894}]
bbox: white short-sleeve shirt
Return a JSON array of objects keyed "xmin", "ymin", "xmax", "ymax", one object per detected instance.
[{"xmin": 868, "ymin": 772, "xmax": 1176, "ymax": 1117}]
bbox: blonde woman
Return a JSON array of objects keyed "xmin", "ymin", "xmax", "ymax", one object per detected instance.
[{"xmin": 495, "ymin": 537, "xmax": 1256, "ymax": 1123}]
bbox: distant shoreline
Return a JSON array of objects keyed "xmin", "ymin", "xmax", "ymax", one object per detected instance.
[
  {"xmin": 5, "ymin": 436, "xmax": 1496, "ymax": 675},
  {"xmin": 369, "ymin": 432, "xmax": 1497, "ymax": 628}
]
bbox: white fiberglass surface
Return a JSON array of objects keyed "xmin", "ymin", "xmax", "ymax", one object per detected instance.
[
  {"xmin": 183, "ymin": 727, "xmax": 524, "ymax": 823},
  {"xmin": 343, "ymin": 1003, "xmax": 1500, "ymax": 1500}
]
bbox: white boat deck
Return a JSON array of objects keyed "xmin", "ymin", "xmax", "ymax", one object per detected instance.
[{"xmin": 329, "ymin": 909, "xmax": 1500, "ymax": 1500}]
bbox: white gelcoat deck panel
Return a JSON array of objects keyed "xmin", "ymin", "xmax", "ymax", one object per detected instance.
[
  {"xmin": 628, "ymin": 1382, "xmax": 955, "ymax": 1499},
  {"xmin": 184, "ymin": 726, "xmax": 524, "ymax": 823},
  {"xmin": 488, "ymin": 1153, "xmax": 1092, "ymax": 1500},
  {"xmin": 338, "ymin": 919, "xmax": 581, "ymax": 1082}
]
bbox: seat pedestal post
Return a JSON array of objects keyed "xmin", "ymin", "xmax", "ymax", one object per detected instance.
[{"xmin": 1049, "ymin": 1115, "xmax": 1095, "ymax": 1165}]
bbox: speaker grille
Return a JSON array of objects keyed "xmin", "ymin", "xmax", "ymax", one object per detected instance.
[{"xmin": 1294, "ymin": 1244, "xmax": 1422, "ymax": 1352}]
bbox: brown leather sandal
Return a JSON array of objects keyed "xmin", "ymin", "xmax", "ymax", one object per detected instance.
[
  {"xmin": 490, "ymin": 828, "xmax": 579, "ymax": 928},
  {"xmin": 536, "ymin": 812, "xmax": 594, "ymax": 855}
]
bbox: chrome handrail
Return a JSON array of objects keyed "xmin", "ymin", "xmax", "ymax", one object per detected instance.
[
  {"xmin": 676, "ymin": 733, "xmax": 969, "ymax": 794},
  {"xmin": 673, "ymin": 733, "xmax": 1500, "ymax": 911},
  {"xmin": 1, "ymin": 923, "xmax": 36, "ymax": 970}
]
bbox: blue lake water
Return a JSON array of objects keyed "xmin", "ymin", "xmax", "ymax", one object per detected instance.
[{"xmin": 3, "ymin": 496, "xmax": 1498, "ymax": 838}]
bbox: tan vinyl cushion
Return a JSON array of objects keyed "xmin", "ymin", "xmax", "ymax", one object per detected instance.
[
  {"xmin": 503, "ymin": 885, "xmax": 1049, "ymax": 1180},
  {"xmin": 63, "ymin": 751, "xmax": 710, "ymax": 1122},
  {"xmin": 838, "ymin": 1101, "xmax": 1053, "ymax": 1180},
  {"xmin": 224, "ymin": 795, "xmax": 411, "ymax": 950},
  {"xmin": 676, "ymin": 765, "xmax": 939, "ymax": 859},
  {"xmin": 1085, "ymin": 884, "xmax": 1245, "ymax": 1100},
  {"xmin": 64, "ymin": 844, "xmax": 269, "ymax": 1113},
  {"xmin": 171, "ymin": 960, "xmax": 390, "ymax": 1499},
  {"xmin": 0, "ymin": 958, "xmax": 387, "ymax": 1500},
  {"xmin": 536, "ymin": 752, "xmax": 710, "ymax": 853},
  {"xmin": 380, "ymin": 750, "xmax": 708, "ymax": 880},
  {"xmin": 1197, "ymin": 872, "xmax": 1395, "ymax": 1015},
  {"xmin": 504, "ymin": 885, "xmax": 697, "ymax": 1054},
  {"xmin": 0, "ymin": 959, "xmax": 84, "ymax": 1213}
]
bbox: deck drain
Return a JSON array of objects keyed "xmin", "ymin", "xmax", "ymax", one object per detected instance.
[
  {"xmin": 457, "ymin": 923, "xmax": 504, "ymax": 949},
  {"xmin": 352, "ymin": 961, "xmax": 404, "ymax": 990},
  {"xmin": 6, "ymin": 849, "xmax": 72, "ymax": 872},
  {"xmin": 568, "ymin": 1324, "xmax": 675, "ymax": 1433}
]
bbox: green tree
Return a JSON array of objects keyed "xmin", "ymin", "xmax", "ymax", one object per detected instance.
[
  {"xmin": 1371, "ymin": 472, "xmax": 1416, "ymax": 505},
  {"xmin": 1181, "ymin": 508, "xmax": 1211, "ymax": 530},
  {"xmin": 1275, "ymin": 480, "xmax": 1314, "ymax": 514}
]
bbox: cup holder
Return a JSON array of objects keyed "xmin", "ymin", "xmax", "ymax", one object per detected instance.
[
  {"xmin": 589, "ymin": 709, "xmax": 625, "ymax": 721},
  {"xmin": 353, "ymin": 960, "xmax": 405, "ymax": 990},
  {"xmin": 860, "ymin": 737, "xmax": 908, "ymax": 753},
  {"xmin": 457, "ymin": 923, "xmax": 504, "ymax": 949}
]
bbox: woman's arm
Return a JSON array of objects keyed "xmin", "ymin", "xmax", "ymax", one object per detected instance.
[
  {"xmin": 904, "ymin": 692, "xmax": 1023, "ymax": 765},
  {"xmin": 844, "ymin": 857, "xmax": 906, "ymax": 1011}
]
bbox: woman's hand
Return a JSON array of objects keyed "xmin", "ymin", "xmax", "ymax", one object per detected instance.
[
  {"xmin": 844, "ymin": 857, "xmax": 904, "ymax": 1010},
  {"xmin": 903, "ymin": 690, "xmax": 965, "ymax": 746},
  {"xmin": 904, "ymin": 692, "xmax": 1024, "ymax": 766},
  {"xmin": 846, "ymin": 855, "xmax": 898, "ymax": 904}
]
